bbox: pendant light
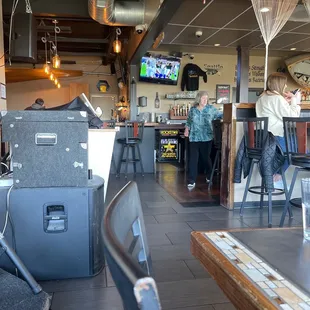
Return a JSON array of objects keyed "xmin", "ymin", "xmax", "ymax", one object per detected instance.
[
  {"xmin": 42, "ymin": 34, "xmax": 51, "ymax": 74},
  {"xmin": 113, "ymin": 28, "xmax": 122, "ymax": 54},
  {"xmin": 52, "ymin": 20, "xmax": 61, "ymax": 69}
]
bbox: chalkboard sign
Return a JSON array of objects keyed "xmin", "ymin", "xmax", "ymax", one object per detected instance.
[{"xmin": 216, "ymin": 84, "xmax": 230, "ymax": 104}]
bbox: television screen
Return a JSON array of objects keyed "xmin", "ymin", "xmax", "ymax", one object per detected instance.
[{"xmin": 139, "ymin": 55, "xmax": 181, "ymax": 85}]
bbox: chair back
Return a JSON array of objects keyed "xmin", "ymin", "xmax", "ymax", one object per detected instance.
[
  {"xmin": 102, "ymin": 181, "xmax": 161, "ymax": 310},
  {"xmin": 238, "ymin": 117, "xmax": 269, "ymax": 159},
  {"xmin": 102, "ymin": 120, "xmax": 116, "ymax": 129},
  {"xmin": 125, "ymin": 121, "xmax": 144, "ymax": 143},
  {"xmin": 283, "ymin": 117, "xmax": 310, "ymax": 165},
  {"xmin": 212, "ymin": 120, "xmax": 223, "ymax": 150}
]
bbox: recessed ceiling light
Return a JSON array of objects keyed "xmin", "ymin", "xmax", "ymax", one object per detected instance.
[
  {"xmin": 260, "ymin": 7, "xmax": 270, "ymax": 12},
  {"xmin": 214, "ymin": 43, "xmax": 220, "ymax": 47},
  {"xmin": 290, "ymin": 47, "xmax": 297, "ymax": 51}
]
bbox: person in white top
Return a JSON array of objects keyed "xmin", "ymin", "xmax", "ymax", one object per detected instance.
[{"xmin": 256, "ymin": 72, "xmax": 301, "ymax": 188}]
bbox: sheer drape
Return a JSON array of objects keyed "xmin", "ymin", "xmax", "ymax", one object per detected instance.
[{"xmin": 251, "ymin": 0, "xmax": 298, "ymax": 88}]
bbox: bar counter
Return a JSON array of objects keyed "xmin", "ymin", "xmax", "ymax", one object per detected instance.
[{"xmin": 221, "ymin": 103, "xmax": 310, "ymax": 210}]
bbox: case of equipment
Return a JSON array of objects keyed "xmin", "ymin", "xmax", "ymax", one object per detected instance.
[
  {"xmin": 0, "ymin": 176, "xmax": 104, "ymax": 281},
  {"xmin": 1, "ymin": 111, "xmax": 89, "ymax": 188}
]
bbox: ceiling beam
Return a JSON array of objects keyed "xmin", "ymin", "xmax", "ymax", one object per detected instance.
[
  {"xmin": 129, "ymin": 0, "xmax": 183, "ymax": 65},
  {"xmin": 3, "ymin": 0, "xmax": 89, "ymax": 18},
  {"xmin": 38, "ymin": 37, "xmax": 110, "ymax": 44}
]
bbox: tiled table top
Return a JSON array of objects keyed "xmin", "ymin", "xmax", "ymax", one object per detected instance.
[{"xmin": 204, "ymin": 231, "xmax": 310, "ymax": 310}]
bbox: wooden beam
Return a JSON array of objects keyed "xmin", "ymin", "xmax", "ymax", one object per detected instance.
[{"xmin": 128, "ymin": 0, "xmax": 182, "ymax": 65}]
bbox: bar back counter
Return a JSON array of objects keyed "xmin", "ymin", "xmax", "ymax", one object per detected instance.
[{"xmin": 221, "ymin": 103, "xmax": 310, "ymax": 210}]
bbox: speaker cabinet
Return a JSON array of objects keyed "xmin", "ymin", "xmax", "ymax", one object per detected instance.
[
  {"xmin": 0, "ymin": 176, "xmax": 105, "ymax": 280},
  {"xmin": 11, "ymin": 13, "xmax": 37, "ymax": 63}
]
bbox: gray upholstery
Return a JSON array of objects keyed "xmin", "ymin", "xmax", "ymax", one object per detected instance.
[
  {"xmin": 102, "ymin": 181, "xmax": 161, "ymax": 310},
  {"xmin": 0, "ymin": 268, "xmax": 51, "ymax": 310}
]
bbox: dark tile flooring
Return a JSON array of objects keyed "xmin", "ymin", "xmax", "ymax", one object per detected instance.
[{"xmin": 40, "ymin": 171, "xmax": 302, "ymax": 310}]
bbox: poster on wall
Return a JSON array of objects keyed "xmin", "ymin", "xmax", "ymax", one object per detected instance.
[{"xmin": 216, "ymin": 84, "xmax": 230, "ymax": 104}]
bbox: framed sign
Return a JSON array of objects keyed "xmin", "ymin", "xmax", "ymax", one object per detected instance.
[{"xmin": 216, "ymin": 84, "xmax": 230, "ymax": 104}]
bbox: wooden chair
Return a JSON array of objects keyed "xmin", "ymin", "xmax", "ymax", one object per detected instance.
[{"xmin": 102, "ymin": 181, "xmax": 161, "ymax": 310}]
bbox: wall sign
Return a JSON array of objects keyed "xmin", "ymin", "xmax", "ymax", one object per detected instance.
[{"xmin": 216, "ymin": 84, "xmax": 230, "ymax": 104}]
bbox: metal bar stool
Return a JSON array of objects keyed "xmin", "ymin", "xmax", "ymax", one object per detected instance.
[
  {"xmin": 102, "ymin": 120, "xmax": 117, "ymax": 173},
  {"xmin": 238, "ymin": 117, "xmax": 288, "ymax": 228},
  {"xmin": 209, "ymin": 120, "xmax": 223, "ymax": 190},
  {"xmin": 279, "ymin": 117, "xmax": 310, "ymax": 227},
  {"xmin": 116, "ymin": 121, "xmax": 145, "ymax": 178}
]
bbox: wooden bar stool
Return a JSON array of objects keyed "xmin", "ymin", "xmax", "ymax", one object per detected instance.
[
  {"xmin": 116, "ymin": 121, "xmax": 145, "ymax": 178},
  {"xmin": 238, "ymin": 117, "xmax": 288, "ymax": 227}
]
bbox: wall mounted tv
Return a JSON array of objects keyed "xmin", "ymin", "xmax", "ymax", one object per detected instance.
[{"xmin": 139, "ymin": 54, "xmax": 181, "ymax": 85}]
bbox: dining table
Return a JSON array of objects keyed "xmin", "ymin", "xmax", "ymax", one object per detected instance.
[{"xmin": 191, "ymin": 228, "xmax": 310, "ymax": 310}]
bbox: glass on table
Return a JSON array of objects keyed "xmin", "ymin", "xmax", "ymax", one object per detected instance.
[{"xmin": 301, "ymin": 178, "xmax": 310, "ymax": 241}]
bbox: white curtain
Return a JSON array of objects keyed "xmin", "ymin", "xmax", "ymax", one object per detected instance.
[{"xmin": 251, "ymin": 0, "xmax": 299, "ymax": 89}]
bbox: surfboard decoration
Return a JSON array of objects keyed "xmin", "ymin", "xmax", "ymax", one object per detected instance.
[{"xmin": 285, "ymin": 53, "xmax": 310, "ymax": 88}]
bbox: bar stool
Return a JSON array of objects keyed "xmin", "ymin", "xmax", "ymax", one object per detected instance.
[
  {"xmin": 209, "ymin": 120, "xmax": 223, "ymax": 190},
  {"xmin": 116, "ymin": 121, "xmax": 145, "ymax": 178},
  {"xmin": 238, "ymin": 117, "xmax": 288, "ymax": 227},
  {"xmin": 102, "ymin": 120, "xmax": 117, "ymax": 173},
  {"xmin": 279, "ymin": 117, "xmax": 310, "ymax": 227}
]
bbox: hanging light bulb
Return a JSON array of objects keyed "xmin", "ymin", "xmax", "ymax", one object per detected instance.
[
  {"xmin": 52, "ymin": 54, "xmax": 61, "ymax": 69},
  {"xmin": 57, "ymin": 83, "xmax": 61, "ymax": 89},
  {"xmin": 54, "ymin": 78, "xmax": 58, "ymax": 85},
  {"xmin": 43, "ymin": 63, "xmax": 50, "ymax": 74},
  {"xmin": 50, "ymin": 73, "xmax": 54, "ymax": 81},
  {"xmin": 113, "ymin": 28, "xmax": 122, "ymax": 54},
  {"xmin": 52, "ymin": 20, "xmax": 61, "ymax": 68}
]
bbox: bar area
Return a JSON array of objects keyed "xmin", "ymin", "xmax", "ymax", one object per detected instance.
[{"xmin": 2, "ymin": 0, "xmax": 310, "ymax": 310}]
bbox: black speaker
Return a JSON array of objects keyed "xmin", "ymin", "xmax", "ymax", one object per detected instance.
[
  {"xmin": 11, "ymin": 13, "xmax": 37, "ymax": 63},
  {"xmin": 0, "ymin": 176, "xmax": 105, "ymax": 280}
]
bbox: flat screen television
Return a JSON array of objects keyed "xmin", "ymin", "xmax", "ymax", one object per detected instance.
[{"xmin": 139, "ymin": 54, "xmax": 181, "ymax": 85}]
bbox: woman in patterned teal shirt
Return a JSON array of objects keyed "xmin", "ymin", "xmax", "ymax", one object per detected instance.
[{"xmin": 184, "ymin": 91, "xmax": 223, "ymax": 189}]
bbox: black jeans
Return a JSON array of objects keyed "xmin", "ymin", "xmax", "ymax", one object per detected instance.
[{"xmin": 188, "ymin": 141, "xmax": 213, "ymax": 183}]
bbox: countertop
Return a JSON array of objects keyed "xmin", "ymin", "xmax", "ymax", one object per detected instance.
[
  {"xmin": 235, "ymin": 103, "xmax": 310, "ymax": 109},
  {"xmin": 116, "ymin": 122, "xmax": 185, "ymax": 129}
]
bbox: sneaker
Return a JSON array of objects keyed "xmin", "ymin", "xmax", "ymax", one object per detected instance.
[{"xmin": 187, "ymin": 183, "xmax": 196, "ymax": 189}]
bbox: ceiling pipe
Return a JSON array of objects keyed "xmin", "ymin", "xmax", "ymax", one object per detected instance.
[{"xmin": 88, "ymin": 0, "xmax": 145, "ymax": 26}]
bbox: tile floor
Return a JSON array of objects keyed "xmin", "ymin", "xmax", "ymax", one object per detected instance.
[{"xmin": 40, "ymin": 173, "xmax": 302, "ymax": 310}]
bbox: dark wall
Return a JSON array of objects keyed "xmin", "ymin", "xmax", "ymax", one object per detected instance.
[{"xmin": 3, "ymin": 0, "xmax": 89, "ymax": 17}]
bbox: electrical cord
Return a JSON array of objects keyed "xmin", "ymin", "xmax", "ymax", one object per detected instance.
[{"xmin": 1, "ymin": 184, "xmax": 14, "ymax": 235}]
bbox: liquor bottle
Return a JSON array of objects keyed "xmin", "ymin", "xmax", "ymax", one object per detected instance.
[{"xmin": 154, "ymin": 92, "xmax": 160, "ymax": 109}]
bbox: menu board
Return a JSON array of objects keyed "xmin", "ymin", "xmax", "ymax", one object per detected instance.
[
  {"xmin": 159, "ymin": 138, "xmax": 178, "ymax": 161},
  {"xmin": 216, "ymin": 84, "xmax": 230, "ymax": 104}
]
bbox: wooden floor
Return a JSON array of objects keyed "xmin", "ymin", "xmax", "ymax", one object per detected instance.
[{"xmin": 39, "ymin": 167, "xmax": 302, "ymax": 310}]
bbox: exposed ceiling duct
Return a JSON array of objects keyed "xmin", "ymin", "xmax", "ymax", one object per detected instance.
[{"xmin": 88, "ymin": 0, "xmax": 145, "ymax": 26}]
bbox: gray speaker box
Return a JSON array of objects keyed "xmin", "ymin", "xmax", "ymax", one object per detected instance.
[
  {"xmin": 11, "ymin": 13, "xmax": 37, "ymax": 63},
  {"xmin": 1, "ymin": 111, "xmax": 89, "ymax": 188},
  {"xmin": 0, "ymin": 176, "xmax": 105, "ymax": 281}
]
